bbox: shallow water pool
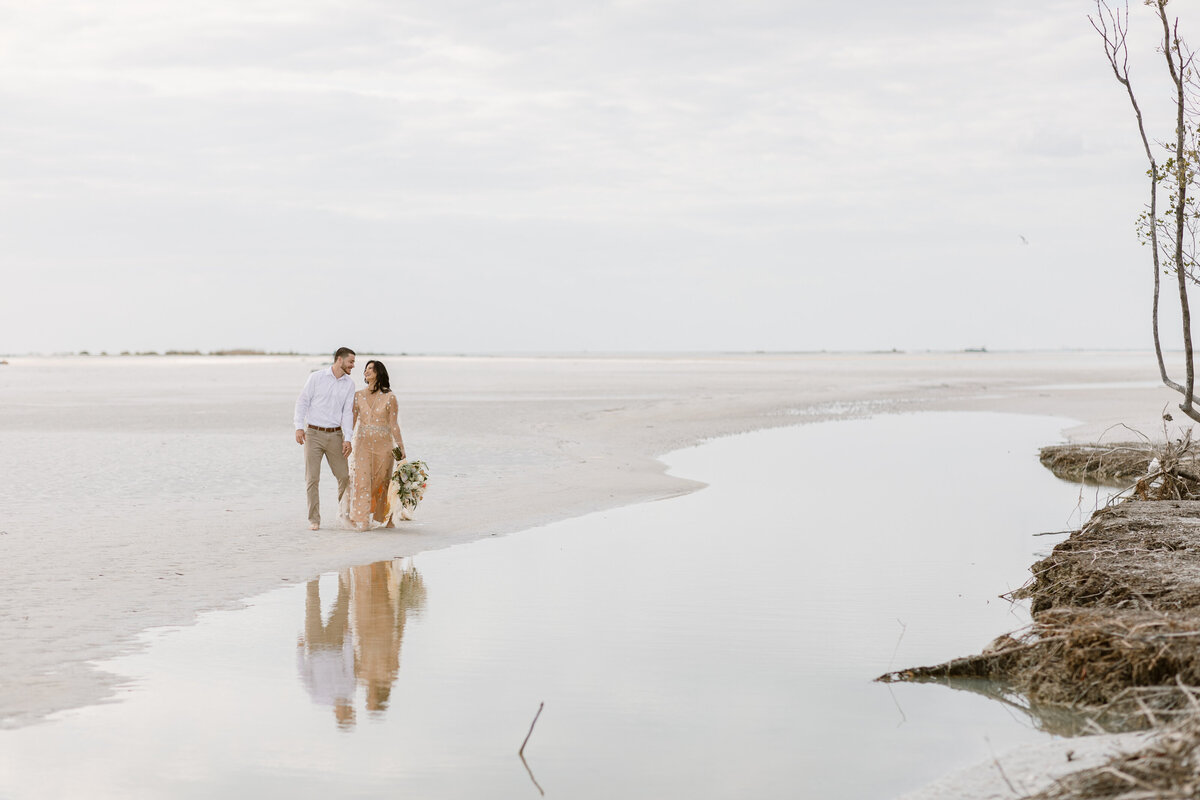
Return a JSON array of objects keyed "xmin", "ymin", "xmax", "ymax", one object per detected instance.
[{"xmin": 0, "ymin": 412, "xmax": 1093, "ymax": 799}]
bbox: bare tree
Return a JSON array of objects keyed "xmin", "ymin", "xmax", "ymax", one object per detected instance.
[{"xmin": 1093, "ymin": 0, "xmax": 1200, "ymax": 421}]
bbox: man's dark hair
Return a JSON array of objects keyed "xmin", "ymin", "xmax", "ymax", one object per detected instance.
[{"xmin": 334, "ymin": 347, "xmax": 356, "ymax": 361}]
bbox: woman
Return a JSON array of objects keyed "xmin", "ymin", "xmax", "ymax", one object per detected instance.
[{"xmin": 347, "ymin": 360, "xmax": 406, "ymax": 530}]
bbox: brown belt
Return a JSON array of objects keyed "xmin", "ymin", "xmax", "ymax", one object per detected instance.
[{"xmin": 307, "ymin": 424, "xmax": 341, "ymax": 433}]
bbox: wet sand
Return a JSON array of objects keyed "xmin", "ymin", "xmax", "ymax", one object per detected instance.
[{"xmin": 0, "ymin": 351, "xmax": 1191, "ymax": 793}]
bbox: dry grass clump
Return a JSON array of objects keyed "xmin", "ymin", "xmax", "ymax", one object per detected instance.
[
  {"xmin": 1013, "ymin": 610, "xmax": 1200, "ymax": 710},
  {"xmin": 879, "ymin": 609, "xmax": 1200, "ymax": 726},
  {"xmin": 1040, "ymin": 442, "xmax": 1158, "ymax": 486},
  {"xmin": 1017, "ymin": 431, "xmax": 1200, "ymax": 616},
  {"xmin": 1129, "ymin": 429, "xmax": 1200, "ymax": 502},
  {"xmin": 1014, "ymin": 501, "xmax": 1200, "ymax": 615}
]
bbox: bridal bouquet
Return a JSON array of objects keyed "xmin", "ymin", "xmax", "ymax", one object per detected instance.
[{"xmin": 389, "ymin": 447, "xmax": 429, "ymax": 521}]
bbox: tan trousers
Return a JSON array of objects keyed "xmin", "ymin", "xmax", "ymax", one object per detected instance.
[{"xmin": 305, "ymin": 428, "xmax": 350, "ymax": 526}]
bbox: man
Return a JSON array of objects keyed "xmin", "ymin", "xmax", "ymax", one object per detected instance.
[{"xmin": 294, "ymin": 347, "xmax": 356, "ymax": 530}]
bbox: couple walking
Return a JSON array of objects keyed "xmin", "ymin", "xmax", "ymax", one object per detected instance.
[{"xmin": 293, "ymin": 347, "xmax": 407, "ymax": 531}]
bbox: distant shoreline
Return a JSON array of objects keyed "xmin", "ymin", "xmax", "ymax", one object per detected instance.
[{"xmin": 0, "ymin": 347, "xmax": 1163, "ymax": 360}]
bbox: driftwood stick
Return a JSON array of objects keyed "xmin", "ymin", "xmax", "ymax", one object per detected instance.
[
  {"xmin": 986, "ymin": 737, "xmax": 1023, "ymax": 797},
  {"xmin": 887, "ymin": 619, "xmax": 907, "ymax": 670},
  {"xmin": 519, "ymin": 702, "xmax": 544, "ymax": 757}
]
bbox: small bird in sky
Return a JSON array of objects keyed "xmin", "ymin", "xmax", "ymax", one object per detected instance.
[{"xmin": 1018, "ymin": 235, "xmax": 1030, "ymax": 245}]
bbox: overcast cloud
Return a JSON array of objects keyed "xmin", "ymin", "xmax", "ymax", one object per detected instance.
[{"xmin": 0, "ymin": 0, "xmax": 1188, "ymax": 353}]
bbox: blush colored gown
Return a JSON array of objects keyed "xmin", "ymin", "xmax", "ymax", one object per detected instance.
[{"xmin": 347, "ymin": 389, "xmax": 404, "ymax": 528}]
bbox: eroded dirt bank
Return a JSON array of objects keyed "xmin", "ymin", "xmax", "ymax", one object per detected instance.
[{"xmin": 887, "ymin": 442, "xmax": 1200, "ymax": 800}]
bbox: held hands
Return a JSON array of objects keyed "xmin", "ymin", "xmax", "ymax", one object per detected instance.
[
  {"xmin": 295, "ymin": 429, "xmax": 306, "ymax": 445},
  {"xmin": 343, "ymin": 441, "xmax": 352, "ymax": 458}
]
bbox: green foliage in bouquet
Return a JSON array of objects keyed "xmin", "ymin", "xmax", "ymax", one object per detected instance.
[{"xmin": 391, "ymin": 447, "xmax": 429, "ymax": 510}]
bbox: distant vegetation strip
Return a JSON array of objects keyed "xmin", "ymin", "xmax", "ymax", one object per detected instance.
[{"xmin": 70, "ymin": 349, "xmax": 305, "ymax": 356}]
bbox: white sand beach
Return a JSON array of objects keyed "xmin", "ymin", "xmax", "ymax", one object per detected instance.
[{"xmin": 0, "ymin": 350, "xmax": 1190, "ymax": 795}]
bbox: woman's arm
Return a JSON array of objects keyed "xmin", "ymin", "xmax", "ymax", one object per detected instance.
[
  {"xmin": 352, "ymin": 392, "xmax": 360, "ymax": 430},
  {"xmin": 389, "ymin": 394, "xmax": 406, "ymax": 458}
]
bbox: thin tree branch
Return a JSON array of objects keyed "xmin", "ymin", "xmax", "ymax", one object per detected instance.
[
  {"xmin": 1093, "ymin": 1, "xmax": 1180, "ymax": 392},
  {"xmin": 1158, "ymin": 2, "xmax": 1198, "ymax": 409}
]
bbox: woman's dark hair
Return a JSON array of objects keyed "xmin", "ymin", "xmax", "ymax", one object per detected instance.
[{"xmin": 366, "ymin": 360, "xmax": 391, "ymax": 393}]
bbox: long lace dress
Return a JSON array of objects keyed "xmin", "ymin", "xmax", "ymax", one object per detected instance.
[{"xmin": 347, "ymin": 389, "xmax": 405, "ymax": 528}]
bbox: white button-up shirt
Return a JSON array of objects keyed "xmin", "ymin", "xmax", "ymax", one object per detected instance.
[{"xmin": 294, "ymin": 367, "xmax": 355, "ymax": 433}]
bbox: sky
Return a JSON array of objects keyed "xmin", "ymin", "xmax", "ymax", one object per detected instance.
[{"xmin": 0, "ymin": 0, "xmax": 1193, "ymax": 353}]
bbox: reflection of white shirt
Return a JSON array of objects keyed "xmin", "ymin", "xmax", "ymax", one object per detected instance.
[
  {"xmin": 294, "ymin": 367, "xmax": 355, "ymax": 432},
  {"xmin": 296, "ymin": 638, "xmax": 356, "ymax": 706}
]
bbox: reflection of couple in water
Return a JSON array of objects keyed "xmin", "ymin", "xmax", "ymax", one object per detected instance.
[{"xmin": 296, "ymin": 558, "xmax": 426, "ymax": 728}]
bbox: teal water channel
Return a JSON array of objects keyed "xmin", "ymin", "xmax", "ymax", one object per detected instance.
[{"xmin": 0, "ymin": 412, "xmax": 1097, "ymax": 799}]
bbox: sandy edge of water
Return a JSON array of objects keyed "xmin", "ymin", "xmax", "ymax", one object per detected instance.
[
  {"xmin": 2, "ymin": 352, "xmax": 1193, "ymax": 798},
  {"xmin": 896, "ymin": 732, "xmax": 1153, "ymax": 800}
]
